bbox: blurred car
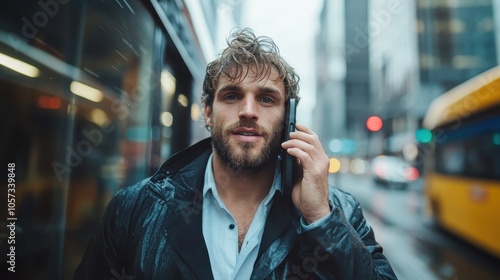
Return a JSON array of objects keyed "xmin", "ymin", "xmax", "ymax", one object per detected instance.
[{"xmin": 370, "ymin": 155, "xmax": 419, "ymax": 189}]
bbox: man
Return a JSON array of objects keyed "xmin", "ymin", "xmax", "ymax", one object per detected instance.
[{"xmin": 74, "ymin": 28, "xmax": 397, "ymax": 279}]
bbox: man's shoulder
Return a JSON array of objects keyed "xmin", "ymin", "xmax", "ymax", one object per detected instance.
[
  {"xmin": 330, "ymin": 187, "xmax": 358, "ymax": 204},
  {"xmin": 115, "ymin": 177, "xmax": 152, "ymax": 198},
  {"xmin": 113, "ymin": 138, "xmax": 213, "ymax": 201},
  {"xmin": 107, "ymin": 178, "xmax": 154, "ymax": 213},
  {"xmin": 329, "ymin": 187, "xmax": 362, "ymax": 217}
]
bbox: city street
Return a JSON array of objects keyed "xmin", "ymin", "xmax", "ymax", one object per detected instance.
[{"xmin": 333, "ymin": 174, "xmax": 500, "ymax": 280}]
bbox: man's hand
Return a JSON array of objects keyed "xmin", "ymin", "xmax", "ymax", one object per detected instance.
[{"xmin": 281, "ymin": 124, "xmax": 331, "ymax": 224}]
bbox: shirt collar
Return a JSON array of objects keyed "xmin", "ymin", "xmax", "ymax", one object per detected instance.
[{"xmin": 203, "ymin": 154, "xmax": 282, "ymax": 206}]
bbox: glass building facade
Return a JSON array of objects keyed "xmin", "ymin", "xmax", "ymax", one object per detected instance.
[
  {"xmin": 0, "ymin": 0, "xmax": 211, "ymax": 278},
  {"xmin": 417, "ymin": 0, "xmax": 498, "ymax": 92}
]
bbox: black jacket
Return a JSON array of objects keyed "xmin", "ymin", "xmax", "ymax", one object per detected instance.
[{"xmin": 74, "ymin": 138, "xmax": 397, "ymax": 279}]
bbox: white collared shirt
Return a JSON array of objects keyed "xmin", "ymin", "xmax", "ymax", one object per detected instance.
[{"xmin": 202, "ymin": 154, "xmax": 282, "ymax": 280}]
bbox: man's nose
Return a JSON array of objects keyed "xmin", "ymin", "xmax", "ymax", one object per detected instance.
[{"xmin": 239, "ymin": 97, "xmax": 258, "ymax": 120}]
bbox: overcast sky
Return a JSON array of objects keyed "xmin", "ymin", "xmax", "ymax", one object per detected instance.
[{"xmin": 217, "ymin": 0, "xmax": 324, "ymax": 127}]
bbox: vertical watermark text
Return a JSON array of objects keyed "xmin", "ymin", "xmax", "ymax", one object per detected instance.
[{"xmin": 6, "ymin": 163, "xmax": 17, "ymax": 273}]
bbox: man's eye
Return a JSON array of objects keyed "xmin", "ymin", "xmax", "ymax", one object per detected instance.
[
  {"xmin": 261, "ymin": 97, "xmax": 274, "ymax": 104},
  {"xmin": 224, "ymin": 94, "xmax": 238, "ymax": 101}
]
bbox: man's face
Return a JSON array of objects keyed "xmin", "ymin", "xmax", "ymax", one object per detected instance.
[{"xmin": 205, "ymin": 66, "xmax": 286, "ymax": 170}]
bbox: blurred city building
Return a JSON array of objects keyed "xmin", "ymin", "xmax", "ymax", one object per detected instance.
[
  {"xmin": 343, "ymin": 0, "xmax": 371, "ymax": 152},
  {"xmin": 316, "ymin": 0, "xmax": 419, "ymax": 158},
  {"xmin": 315, "ymin": 0, "xmax": 347, "ymax": 146},
  {"xmin": 369, "ymin": 0, "xmax": 420, "ymax": 156},
  {"xmin": 415, "ymin": 0, "xmax": 499, "ymax": 120},
  {"xmin": 316, "ymin": 0, "xmax": 500, "ymax": 160}
]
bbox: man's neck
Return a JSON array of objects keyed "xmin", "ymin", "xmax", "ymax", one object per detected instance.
[{"xmin": 211, "ymin": 154, "xmax": 277, "ymax": 206}]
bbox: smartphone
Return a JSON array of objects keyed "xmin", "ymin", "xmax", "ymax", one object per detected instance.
[{"xmin": 281, "ymin": 98, "xmax": 297, "ymax": 196}]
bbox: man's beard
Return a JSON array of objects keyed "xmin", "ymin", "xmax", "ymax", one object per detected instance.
[{"xmin": 211, "ymin": 118, "xmax": 282, "ymax": 171}]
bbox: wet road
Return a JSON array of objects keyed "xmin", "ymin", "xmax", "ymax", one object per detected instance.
[{"xmin": 332, "ymin": 173, "xmax": 500, "ymax": 280}]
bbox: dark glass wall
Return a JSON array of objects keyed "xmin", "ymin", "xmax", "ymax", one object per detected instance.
[{"xmin": 0, "ymin": 1, "xmax": 205, "ymax": 279}]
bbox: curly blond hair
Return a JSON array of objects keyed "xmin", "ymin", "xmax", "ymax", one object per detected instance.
[{"xmin": 201, "ymin": 28, "xmax": 300, "ymax": 109}]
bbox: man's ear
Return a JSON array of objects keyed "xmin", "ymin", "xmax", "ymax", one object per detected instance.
[{"xmin": 204, "ymin": 105, "xmax": 213, "ymax": 127}]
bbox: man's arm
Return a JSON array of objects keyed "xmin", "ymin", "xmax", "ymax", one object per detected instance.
[
  {"xmin": 296, "ymin": 190, "xmax": 397, "ymax": 280},
  {"xmin": 282, "ymin": 123, "xmax": 397, "ymax": 279}
]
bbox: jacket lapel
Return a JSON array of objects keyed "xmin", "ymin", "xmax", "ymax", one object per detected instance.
[
  {"xmin": 163, "ymin": 152, "xmax": 214, "ymax": 280},
  {"xmin": 253, "ymin": 193, "xmax": 297, "ymax": 277},
  {"xmin": 166, "ymin": 208, "xmax": 214, "ymax": 280}
]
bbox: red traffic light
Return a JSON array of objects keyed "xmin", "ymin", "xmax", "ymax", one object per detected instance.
[{"xmin": 366, "ymin": 116, "xmax": 383, "ymax": 132}]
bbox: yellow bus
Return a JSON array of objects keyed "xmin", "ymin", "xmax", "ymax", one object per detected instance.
[{"xmin": 422, "ymin": 66, "xmax": 500, "ymax": 259}]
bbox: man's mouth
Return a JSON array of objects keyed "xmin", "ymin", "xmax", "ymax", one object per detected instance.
[
  {"xmin": 235, "ymin": 131, "xmax": 259, "ymax": 136},
  {"xmin": 232, "ymin": 128, "xmax": 262, "ymax": 142}
]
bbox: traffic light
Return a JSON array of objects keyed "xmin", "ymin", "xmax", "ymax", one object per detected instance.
[
  {"xmin": 415, "ymin": 128, "xmax": 432, "ymax": 143},
  {"xmin": 366, "ymin": 116, "xmax": 383, "ymax": 132}
]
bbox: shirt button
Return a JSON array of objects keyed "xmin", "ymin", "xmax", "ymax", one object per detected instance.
[{"xmin": 229, "ymin": 224, "xmax": 235, "ymax": 230}]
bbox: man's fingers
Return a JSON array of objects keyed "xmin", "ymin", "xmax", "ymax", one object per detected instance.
[{"xmin": 285, "ymin": 124, "xmax": 325, "ymax": 154}]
